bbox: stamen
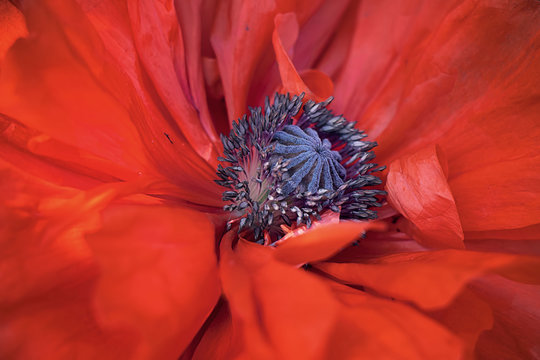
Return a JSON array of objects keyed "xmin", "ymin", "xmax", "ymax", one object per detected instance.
[{"xmin": 216, "ymin": 93, "xmax": 385, "ymax": 243}]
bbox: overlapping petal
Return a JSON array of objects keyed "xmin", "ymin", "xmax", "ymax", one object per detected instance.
[
  {"xmin": 1, "ymin": 0, "xmax": 539, "ymax": 359},
  {"xmin": 474, "ymin": 275, "xmax": 540, "ymax": 359},
  {"xmin": 316, "ymin": 249, "xmax": 540, "ymax": 310},
  {"xmin": 273, "ymin": 221, "xmax": 386, "ymax": 265},
  {"xmin": 272, "ymin": 13, "xmax": 333, "ymax": 101},
  {"xmin": 386, "ymin": 146, "xmax": 464, "ymax": 249},
  {"xmin": 87, "ymin": 204, "xmax": 221, "ymax": 359},
  {"xmin": 0, "ymin": 161, "xmax": 220, "ymax": 359},
  {"xmin": 216, "ymin": 232, "xmax": 464, "ymax": 359},
  {"xmin": 0, "ymin": 163, "xmax": 135, "ymax": 358}
]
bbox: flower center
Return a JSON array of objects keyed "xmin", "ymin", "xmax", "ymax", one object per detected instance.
[
  {"xmin": 271, "ymin": 125, "xmax": 346, "ymax": 196},
  {"xmin": 216, "ymin": 93, "xmax": 385, "ymax": 244}
]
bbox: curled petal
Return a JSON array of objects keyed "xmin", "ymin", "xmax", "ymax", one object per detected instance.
[
  {"xmin": 273, "ymin": 13, "xmax": 332, "ymax": 102},
  {"xmin": 386, "ymin": 146, "xmax": 464, "ymax": 249}
]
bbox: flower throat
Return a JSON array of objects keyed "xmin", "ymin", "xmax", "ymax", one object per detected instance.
[{"xmin": 216, "ymin": 93, "xmax": 385, "ymax": 244}]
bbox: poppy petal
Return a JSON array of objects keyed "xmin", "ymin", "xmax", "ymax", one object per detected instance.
[
  {"xmin": 326, "ymin": 281, "xmax": 464, "ymax": 359},
  {"xmin": 444, "ymin": 110, "xmax": 540, "ymax": 231},
  {"xmin": 428, "ymin": 288, "xmax": 494, "ymax": 358},
  {"xmin": 272, "ymin": 13, "xmax": 334, "ymax": 101},
  {"xmin": 273, "ymin": 221, "xmax": 386, "ymax": 265},
  {"xmin": 211, "ymin": 0, "xmax": 323, "ymax": 120},
  {"xmin": 292, "ymin": 0, "xmax": 351, "ymax": 71},
  {"xmin": 355, "ymin": 1, "xmax": 540, "ymax": 166},
  {"xmin": 188, "ymin": 302, "xmax": 240, "ymax": 360},
  {"xmin": 0, "ymin": 164, "xmax": 141, "ymax": 358},
  {"xmin": 333, "ymin": 0, "xmax": 460, "ymax": 128},
  {"xmin": 10, "ymin": 0, "xmax": 223, "ymax": 196},
  {"xmin": 220, "ymin": 234, "xmax": 338, "ymax": 360},
  {"xmin": 126, "ymin": 0, "xmax": 220, "ymax": 162},
  {"xmin": 0, "ymin": 2, "xmax": 148, "ymax": 179},
  {"xmin": 0, "ymin": 0, "xmax": 27, "ymax": 59},
  {"xmin": 474, "ymin": 275, "xmax": 540, "ymax": 359},
  {"xmin": 86, "ymin": 204, "xmax": 221, "ymax": 359},
  {"xmin": 212, "ymin": 0, "xmax": 281, "ymax": 120},
  {"xmin": 386, "ymin": 146, "xmax": 465, "ymax": 249},
  {"xmin": 316, "ymin": 249, "xmax": 540, "ymax": 310}
]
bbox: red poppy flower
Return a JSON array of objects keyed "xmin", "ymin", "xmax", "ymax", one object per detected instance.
[{"xmin": 1, "ymin": 0, "xmax": 539, "ymax": 359}]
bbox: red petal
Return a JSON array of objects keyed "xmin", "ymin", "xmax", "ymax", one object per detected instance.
[
  {"xmin": 87, "ymin": 204, "xmax": 221, "ymax": 359},
  {"xmin": 189, "ymin": 302, "xmax": 240, "ymax": 360},
  {"xmin": 428, "ymin": 288, "xmax": 494, "ymax": 358},
  {"xmin": 211, "ymin": 0, "xmax": 323, "ymax": 120},
  {"xmin": 444, "ymin": 111, "xmax": 540, "ymax": 231},
  {"xmin": 316, "ymin": 249, "xmax": 540, "ymax": 310},
  {"xmin": 315, "ymin": 2, "xmax": 357, "ymax": 80},
  {"xmin": 326, "ymin": 282, "xmax": 464, "ymax": 359},
  {"xmin": 0, "ymin": 0, "xmax": 28, "ymax": 59},
  {"xmin": 272, "ymin": 13, "xmax": 332, "ymax": 102},
  {"xmin": 0, "ymin": 2, "xmax": 148, "ymax": 179},
  {"xmin": 292, "ymin": 0, "xmax": 351, "ymax": 71},
  {"xmin": 220, "ymin": 233, "xmax": 338, "ymax": 360},
  {"xmin": 212, "ymin": 0, "xmax": 281, "ymax": 120},
  {"xmin": 126, "ymin": 0, "xmax": 220, "ymax": 163},
  {"xmin": 0, "ymin": 165, "xmax": 138, "ymax": 358},
  {"xmin": 354, "ymin": 1, "xmax": 539, "ymax": 163},
  {"xmin": 386, "ymin": 146, "xmax": 464, "ymax": 249},
  {"xmin": 474, "ymin": 275, "xmax": 540, "ymax": 360},
  {"xmin": 3, "ymin": 1, "xmax": 224, "ymax": 200},
  {"xmin": 220, "ymin": 231, "xmax": 466, "ymax": 359},
  {"xmin": 273, "ymin": 221, "xmax": 386, "ymax": 265},
  {"xmin": 333, "ymin": 0, "xmax": 460, "ymax": 131}
]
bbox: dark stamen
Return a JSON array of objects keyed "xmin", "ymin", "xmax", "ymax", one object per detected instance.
[{"xmin": 215, "ymin": 93, "xmax": 385, "ymax": 243}]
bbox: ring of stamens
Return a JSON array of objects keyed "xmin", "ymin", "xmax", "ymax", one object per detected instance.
[{"xmin": 216, "ymin": 93, "xmax": 385, "ymax": 244}]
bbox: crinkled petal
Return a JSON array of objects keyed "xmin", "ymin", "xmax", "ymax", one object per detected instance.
[
  {"xmin": 2, "ymin": 0, "xmax": 224, "ymax": 205},
  {"xmin": 126, "ymin": 0, "xmax": 220, "ymax": 162},
  {"xmin": 292, "ymin": 0, "xmax": 351, "ymax": 71},
  {"xmin": 351, "ymin": 1, "xmax": 540, "ymax": 164},
  {"xmin": 0, "ymin": 2, "xmax": 148, "ymax": 180},
  {"xmin": 333, "ymin": 0, "xmax": 461, "ymax": 133},
  {"xmin": 316, "ymin": 249, "xmax": 540, "ymax": 310},
  {"xmin": 386, "ymin": 146, "xmax": 464, "ymax": 249},
  {"xmin": 187, "ymin": 302, "xmax": 239, "ymax": 360}
]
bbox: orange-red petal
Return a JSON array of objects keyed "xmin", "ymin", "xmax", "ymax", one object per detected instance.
[
  {"xmin": 316, "ymin": 249, "xmax": 540, "ymax": 310},
  {"xmin": 220, "ymin": 234, "xmax": 338, "ymax": 360},
  {"xmin": 428, "ymin": 288, "xmax": 494, "ymax": 359},
  {"xmin": 272, "ymin": 13, "xmax": 332, "ymax": 101},
  {"xmin": 474, "ymin": 275, "xmax": 540, "ymax": 359},
  {"xmin": 0, "ymin": 0, "xmax": 27, "ymax": 60},
  {"xmin": 326, "ymin": 281, "xmax": 464, "ymax": 359},
  {"xmin": 0, "ymin": 164, "xmax": 138, "ymax": 358},
  {"xmin": 273, "ymin": 220, "xmax": 386, "ymax": 265},
  {"xmin": 386, "ymin": 146, "xmax": 465, "ymax": 249},
  {"xmin": 0, "ymin": 3, "xmax": 148, "ymax": 179},
  {"xmin": 86, "ymin": 204, "xmax": 221, "ymax": 359}
]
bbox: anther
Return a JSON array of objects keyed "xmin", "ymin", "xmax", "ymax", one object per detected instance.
[{"xmin": 216, "ymin": 93, "xmax": 385, "ymax": 243}]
